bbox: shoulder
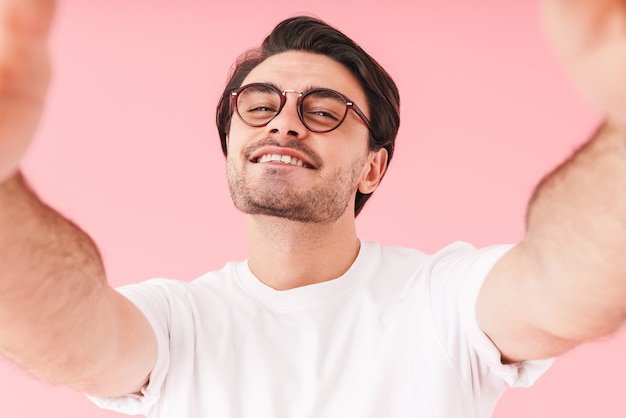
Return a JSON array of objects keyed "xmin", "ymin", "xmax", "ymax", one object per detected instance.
[
  {"xmin": 113, "ymin": 261, "xmax": 246, "ymax": 313},
  {"xmin": 369, "ymin": 240, "xmax": 511, "ymax": 273}
]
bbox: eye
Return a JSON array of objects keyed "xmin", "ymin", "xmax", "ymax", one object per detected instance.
[
  {"xmin": 237, "ymin": 87, "xmax": 281, "ymax": 122},
  {"xmin": 301, "ymin": 89, "xmax": 347, "ymax": 129},
  {"xmin": 246, "ymin": 103, "xmax": 278, "ymax": 113},
  {"xmin": 306, "ymin": 108, "xmax": 341, "ymax": 121}
]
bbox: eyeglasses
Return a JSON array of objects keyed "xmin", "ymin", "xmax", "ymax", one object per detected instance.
[{"xmin": 230, "ymin": 83, "xmax": 374, "ymax": 134}]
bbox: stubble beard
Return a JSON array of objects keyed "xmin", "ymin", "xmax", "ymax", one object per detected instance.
[{"xmin": 227, "ymin": 152, "xmax": 366, "ymax": 224}]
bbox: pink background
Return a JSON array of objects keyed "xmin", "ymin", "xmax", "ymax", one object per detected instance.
[{"xmin": 1, "ymin": 0, "xmax": 624, "ymax": 417}]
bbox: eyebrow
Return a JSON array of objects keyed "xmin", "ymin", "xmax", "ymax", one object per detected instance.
[{"xmin": 251, "ymin": 82, "xmax": 327, "ymax": 94}]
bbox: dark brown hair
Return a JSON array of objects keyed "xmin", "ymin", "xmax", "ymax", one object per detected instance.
[{"xmin": 216, "ymin": 16, "xmax": 400, "ymax": 216}]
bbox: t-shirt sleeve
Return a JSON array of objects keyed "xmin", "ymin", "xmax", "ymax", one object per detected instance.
[
  {"xmin": 85, "ymin": 280, "xmax": 175, "ymax": 415},
  {"xmin": 428, "ymin": 242, "xmax": 554, "ymax": 394}
]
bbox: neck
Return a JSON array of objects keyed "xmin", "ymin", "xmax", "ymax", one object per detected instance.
[{"xmin": 246, "ymin": 212, "xmax": 360, "ymax": 290}]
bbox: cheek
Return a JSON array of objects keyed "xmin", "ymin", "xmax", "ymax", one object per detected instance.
[
  {"xmin": 325, "ymin": 133, "xmax": 369, "ymax": 164},
  {"xmin": 325, "ymin": 147, "xmax": 370, "ymax": 179},
  {"xmin": 225, "ymin": 123, "xmax": 247, "ymax": 155}
]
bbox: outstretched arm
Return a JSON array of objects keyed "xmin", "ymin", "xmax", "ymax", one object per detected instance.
[
  {"xmin": 477, "ymin": 0, "xmax": 626, "ymax": 362},
  {"xmin": 0, "ymin": 0, "xmax": 156, "ymax": 396}
]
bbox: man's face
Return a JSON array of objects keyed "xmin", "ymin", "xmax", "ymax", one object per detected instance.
[{"xmin": 226, "ymin": 50, "xmax": 384, "ymax": 224}]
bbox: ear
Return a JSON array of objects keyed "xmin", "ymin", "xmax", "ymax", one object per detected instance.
[{"xmin": 358, "ymin": 148, "xmax": 388, "ymax": 195}]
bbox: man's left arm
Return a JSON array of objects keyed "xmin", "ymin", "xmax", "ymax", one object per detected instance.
[{"xmin": 477, "ymin": 0, "xmax": 626, "ymax": 363}]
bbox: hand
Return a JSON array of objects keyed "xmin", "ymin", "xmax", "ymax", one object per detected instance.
[
  {"xmin": 542, "ymin": 0, "xmax": 626, "ymax": 129},
  {"xmin": 0, "ymin": 0, "xmax": 55, "ymax": 182}
]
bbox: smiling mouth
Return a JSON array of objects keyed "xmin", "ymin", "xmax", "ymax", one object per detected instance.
[{"xmin": 254, "ymin": 154, "xmax": 315, "ymax": 169}]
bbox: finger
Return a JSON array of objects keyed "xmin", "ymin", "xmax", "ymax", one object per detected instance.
[{"xmin": 0, "ymin": 0, "xmax": 56, "ymax": 39}]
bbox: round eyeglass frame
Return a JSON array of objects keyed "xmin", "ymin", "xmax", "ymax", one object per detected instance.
[{"xmin": 230, "ymin": 82, "xmax": 374, "ymax": 134}]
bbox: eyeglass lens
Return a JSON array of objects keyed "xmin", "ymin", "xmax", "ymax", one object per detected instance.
[{"xmin": 235, "ymin": 85, "xmax": 349, "ymax": 132}]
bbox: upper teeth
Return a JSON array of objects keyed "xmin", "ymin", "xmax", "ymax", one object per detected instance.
[{"xmin": 258, "ymin": 154, "xmax": 305, "ymax": 167}]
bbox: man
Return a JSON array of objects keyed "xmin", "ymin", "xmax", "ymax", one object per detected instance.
[{"xmin": 1, "ymin": 1, "xmax": 625, "ymax": 417}]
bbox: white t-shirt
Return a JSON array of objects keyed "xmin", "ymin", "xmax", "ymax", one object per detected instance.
[{"xmin": 89, "ymin": 241, "xmax": 553, "ymax": 417}]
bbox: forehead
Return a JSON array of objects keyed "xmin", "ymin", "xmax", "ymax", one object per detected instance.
[{"xmin": 242, "ymin": 51, "xmax": 367, "ymax": 105}]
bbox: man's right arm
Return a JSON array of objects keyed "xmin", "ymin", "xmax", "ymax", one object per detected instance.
[
  {"xmin": 0, "ymin": 0, "xmax": 156, "ymax": 398},
  {"xmin": 0, "ymin": 172, "xmax": 157, "ymax": 397}
]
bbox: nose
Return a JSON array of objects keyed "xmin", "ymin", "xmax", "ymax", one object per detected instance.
[{"xmin": 266, "ymin": 91, "xmax": 307, "ymax": 140}]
